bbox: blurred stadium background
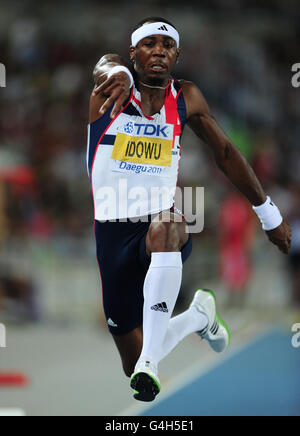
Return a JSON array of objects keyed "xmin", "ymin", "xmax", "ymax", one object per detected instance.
[{"xmin": 0, "ymin": 0, "xmax": 299, "ymax": 416}]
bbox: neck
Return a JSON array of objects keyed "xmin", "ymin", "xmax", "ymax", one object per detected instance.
[{"xmin": 140, "ymin": 81, "xmax": 168, "ymax": 90}]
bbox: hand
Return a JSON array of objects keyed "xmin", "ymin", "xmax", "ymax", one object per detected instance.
[
  {"xmin": 94, "ymin": 71, "xmax": 131, "ymax": 119},
  {"xmin": 265, "ymin": 220, "xmax": 292, "ymax": 254}
]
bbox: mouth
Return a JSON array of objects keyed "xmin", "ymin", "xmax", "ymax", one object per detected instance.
[{"xmin": 149, "ymin": 62, "xmax": 168, "ymax": 73}]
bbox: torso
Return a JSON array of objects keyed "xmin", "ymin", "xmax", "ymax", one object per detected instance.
[{"xmin": 87, "ymin": 78, "xmax": 187, "ymax": 221}]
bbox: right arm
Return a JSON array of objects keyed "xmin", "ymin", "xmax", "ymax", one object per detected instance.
[
  {"xmin": 182, "ymin": 80, "xmax": 292, "ymax": 254},
  {"xmin": 89, "ymin": 54, "xmax": 133, "ymax": 123}
]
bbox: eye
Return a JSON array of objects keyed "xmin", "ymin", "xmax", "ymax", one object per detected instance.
[{"xmin": 164, "ymin": 41, "xmax": 174, "ymax": 49}]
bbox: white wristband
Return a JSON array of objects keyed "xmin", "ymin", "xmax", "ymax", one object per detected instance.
[
  {"xmin": 107, "ymin": 66, "xmax": 134, "ymax": 89},
  {"xmin": 252, "ymin": 196, "xmax": 283, "ymax": 231}
]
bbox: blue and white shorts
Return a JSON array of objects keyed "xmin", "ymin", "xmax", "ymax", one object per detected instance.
[{"xmin": 94, "ymin": 207, "xmax": 193, "ymax": 336}]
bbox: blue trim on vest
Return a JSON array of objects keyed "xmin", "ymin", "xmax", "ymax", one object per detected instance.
[
  {"xmin": 88, "ymin": 106, "xmax": 113, "ymax": 176},
  {"xmin": 171, "ymin": 80, "xmax": 187, "ymax": 130},
  {"xmin": 173, "ymin": 80, "xmax": 181, "ymax": 93},
  {"xmin": 102, "ymin": 134, "xmax": 116, "ymax": 145},
  {"xmin": 123, "ymin": 104, "xmax": 141, "ymax": 117},
  {"xmin": 176, "ymin": 87, "xmax": 187, "ymax": 131}
]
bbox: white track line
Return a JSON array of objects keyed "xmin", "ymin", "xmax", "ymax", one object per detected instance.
[{"xmin": 0, "ymin": 409, "xmax": 26, "ymax": 416}]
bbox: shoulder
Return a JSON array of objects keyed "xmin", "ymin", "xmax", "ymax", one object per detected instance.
[
  {"xmin": 177, "ymin": 80, "xmax": 205, "ymax": 100},
  {"xmin": 177, "ymin": 80, "xmax": 210, "ymax": 120}
]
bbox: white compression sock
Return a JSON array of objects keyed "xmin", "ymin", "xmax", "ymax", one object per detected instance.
[
  {"xmin": 158, "ymin": 306, "xmax": 209, "ymax": 362},
  {"xmin": 138, "ymin": 252, "xmax": 183, "ymax": 368}
]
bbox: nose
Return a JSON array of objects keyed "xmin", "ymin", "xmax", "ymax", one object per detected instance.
[{"xmin": 153, "ymin": 42, "xmax": 166, "ymax": 57}]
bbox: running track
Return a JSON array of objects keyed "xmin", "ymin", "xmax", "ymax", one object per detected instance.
[{"xmin": 141, "ymin": 328, "xmax": 300, "ymax": 416}]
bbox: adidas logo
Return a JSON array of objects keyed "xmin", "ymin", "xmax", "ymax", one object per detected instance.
[
  {"xmin": 151, "ymin": 302, "xmax": 168, "ymax": 313},
  {"xmin": 210, "ymin": 320, "xmax": 219, "ymax": 335},
  {"xmin": 158, "ymin": 25, "xmax": 168, "ymax": 31},
  {"xmin": 199, "ymin": 319, "xmax": 219, "ymax": 337},
  {"xmin": 107, "ymin": 318, "xmax": 118, "ymax": 328}
]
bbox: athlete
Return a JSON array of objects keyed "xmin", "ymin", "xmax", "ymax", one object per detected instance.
[{"xmin": 87, "ymin": 17, "xmax": 292, "ymax": 402}]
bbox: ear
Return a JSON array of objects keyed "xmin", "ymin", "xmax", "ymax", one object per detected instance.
[
  {"xmin": 176, "ymin": 47, "xmax": 181, "ymax": 63},
  {"xmin": 129, "ymin": 45, "xmax": 136, "ymax": 63}
]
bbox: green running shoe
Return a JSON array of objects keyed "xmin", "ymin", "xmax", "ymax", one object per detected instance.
[
  {"xmin": 130, "ymin": 358, "xmax": 161, "ymax": 402},
  {"xmin": 190, "ymin": 289, "xmax": 231, "ymax": 353}
]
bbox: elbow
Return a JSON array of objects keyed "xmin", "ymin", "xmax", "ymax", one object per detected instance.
[
  {"xmin": 94, "ymin": 54, "xmax": 121, "ymax": 73},
  {"xmin": 99, "ymin": 54, "xmax": 121, "ymax": 65},
  {"xmin": 93, "ymin": 54, "xmax": 123, "ymax": 83}
]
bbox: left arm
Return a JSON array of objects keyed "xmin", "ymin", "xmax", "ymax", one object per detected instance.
[{"xmin": 181, "ymin": 80, "xmax": 292, "ymax": 254}]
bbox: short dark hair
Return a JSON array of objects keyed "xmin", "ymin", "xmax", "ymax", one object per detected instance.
[{"xmin": 132, "ymin": 17, "xmax": 177, "ymax": 33}]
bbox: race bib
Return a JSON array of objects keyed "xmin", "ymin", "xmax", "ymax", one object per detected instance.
[{"xmin": 110, "ymin": 121, "xmax": 174, "ymax": 177}]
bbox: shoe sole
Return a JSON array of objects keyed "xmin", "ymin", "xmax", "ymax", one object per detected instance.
[
  {"xmin": 200, "ymin": 288, "xmax": 231, "ymax": 348},
  {"xmin": 130, "ymin": 372, "xmax": 161, "ymax": 402}
]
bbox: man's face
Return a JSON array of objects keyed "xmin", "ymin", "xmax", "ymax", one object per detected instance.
[{"xmin": 130, "ymin": 34, "xmax": 180, "ymax": 82}]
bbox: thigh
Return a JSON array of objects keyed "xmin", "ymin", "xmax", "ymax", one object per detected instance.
[
  {"xmin": 146, "ymin": 211, "xmax": 189, "ymax": 253},
  {"xmin": 139, "ymin": 211, "xmax": 192, "ymax": 262}
]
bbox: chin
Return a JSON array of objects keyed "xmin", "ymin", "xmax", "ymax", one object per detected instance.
[{"xmin": 145, "ymin": 73, "xmax": 169, "ymax": 86}]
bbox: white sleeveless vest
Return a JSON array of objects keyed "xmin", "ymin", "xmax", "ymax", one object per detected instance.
[{"xmin": 87, "ymin": 78, "xmax": 187, "ymax": 220}]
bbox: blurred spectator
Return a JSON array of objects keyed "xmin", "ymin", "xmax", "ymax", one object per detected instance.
[
  {"xmin": 219, "ymin": 192, "xmax": 256, "ymax": 306},
  {"xmin": 0, "ymin": 271, "xmax": 39, "ymax": 322}
]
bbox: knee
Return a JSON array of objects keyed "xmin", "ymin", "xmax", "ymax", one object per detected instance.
[{"xmin": 148, "ymin": 221, "xmax": 180, "ymax": 252}]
